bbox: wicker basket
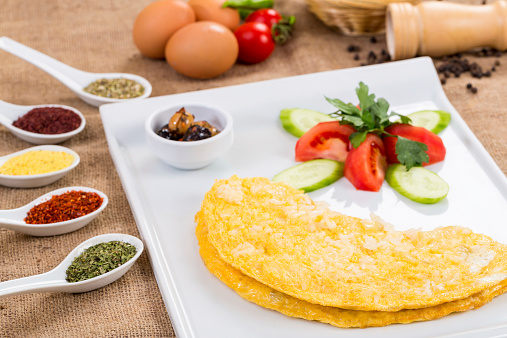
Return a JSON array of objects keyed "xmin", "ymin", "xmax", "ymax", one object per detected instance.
[{"xmin": 306, "ymin": 0, "xmax": 420, "ymax": 36}]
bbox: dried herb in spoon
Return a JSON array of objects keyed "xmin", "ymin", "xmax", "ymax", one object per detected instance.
[
  {"xmin": 65, "ymin": 241, "xmax": 137, "ymax": 283},
  {"xmin": 83, "ymin": 78, "xmax": 144, "ymax": 99}
]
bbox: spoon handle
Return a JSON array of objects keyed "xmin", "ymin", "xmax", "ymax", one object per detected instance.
[
  {"xmin": 0, "ymin": 37, "xmax": 87, "ymax": 92},
  {"xmin": 0, "ymin": 208, "xmax": 29, "ymax": 228},
  {"xmin": 0, "ymin": 271, "xmax": 67, "ymax": 298},
  {"xmin": 0, "ymin": 110, "xmax": 13, "ymax": 127}
]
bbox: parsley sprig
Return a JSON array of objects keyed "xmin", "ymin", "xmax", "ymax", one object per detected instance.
[{"xmin": 325, "ymin": 82, "xmax": 429, "ymax": 170}]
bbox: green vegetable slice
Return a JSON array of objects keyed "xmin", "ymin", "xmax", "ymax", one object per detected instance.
[
  {"xmin": 272, "ymin": 159, "xmax": 344, "ymax": 193},
  {"xmin": 405, "ymin": 110, "xmax": 451, "ymax": 134},
  {"xmin": 386, "ymin": 164, "xmax": 449, "ymax": 204},
  {"xmin": 280, "ymin": 108, "xmax": 335, "ymax": 137}
]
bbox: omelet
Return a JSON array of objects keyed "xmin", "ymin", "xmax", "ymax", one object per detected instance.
[
  {"xmin": 200, "ymin": 176, "xmax": 507, "ymax": 312},
  {"xmin": 196, "ymin": 218, "xmax": 507, "ymax": 328}
]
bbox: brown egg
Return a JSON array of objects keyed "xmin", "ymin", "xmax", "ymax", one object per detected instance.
[
  {"xmin": 165, "ymin": 21, "xmax": 238, "ymax": 79},
  {"xmin": 133, "ymin": 0, "xmax": 196, "ymax": 59},
  {"xmin": 188, "ymin": 0, "xmax": 240, "ymax": 31}
]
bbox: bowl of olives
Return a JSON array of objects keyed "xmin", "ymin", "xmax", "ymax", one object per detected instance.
[{"xmin": 145, "ymin": 102, "xmax": 233, "ymax": 170}]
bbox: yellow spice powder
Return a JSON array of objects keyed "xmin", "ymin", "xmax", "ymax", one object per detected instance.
[{"xmin": 0, "ymin": 150, "xmax": 74, "ymax": 175}]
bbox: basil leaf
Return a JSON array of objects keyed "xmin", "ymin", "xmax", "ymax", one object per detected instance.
[
  {"xmin": 356, "ymin": 82, "xmax": 376, "ymax": 112},
  {"xmin": 395, "ymin": 136, "xmax": 429, "ymax": 170},
  {"xmin": 350, "ymin": 131, "xmax": 368, "ymax": 148},
  {"xmin": 325, "ymin": 97, "xmax": 360, "ymax": 116}
]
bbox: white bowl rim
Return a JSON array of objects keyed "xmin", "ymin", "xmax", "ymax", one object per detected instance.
[
  {"xmin": 145, "ymin": 102, "xmax": 233, "ymax": 147},
  {"xmin": 0, "ymin": 145, "xmax": 80, "ymax": 180}
]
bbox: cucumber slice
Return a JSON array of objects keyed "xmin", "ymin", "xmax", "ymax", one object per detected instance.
[
  {"xmin": 280, "ymin": 108, "xmax": 335, "ymax": 137},
  {"xmin": 386, "ymin": 164, "xmax": 449, "ymax": 204},
  {"xmin": 405, "ymin": 110, "xmax": 451, "ymax": 134},
  {"xmin": 272, "ymin": 159, "xmax": 344, "ymax": 193}
]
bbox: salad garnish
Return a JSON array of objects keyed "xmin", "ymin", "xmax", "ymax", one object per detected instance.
[{"xmin": 325, "ymin": 82, "xmax": 429, "ymax": 170}]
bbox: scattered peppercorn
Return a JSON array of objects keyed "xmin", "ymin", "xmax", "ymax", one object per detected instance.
[
  {"xmin": 433, "ymin": 48, "xmax": 503, "ymax": 93},
  {"xmin": 347, "ymin": 45, "xmax": 360, "ymax": 53},
  {"xmin": 24, "ymin": 190, "xmax": 103, "ymax": 224},
  {"xmin": 466, "ymin": 83, "xmax": 478, "ymax": 94},
  {"xmin": 346, "ymin": 37, "xmax": 502, "ymax": 95},
  {"xmin": 367, "ymin": 51, "xmax": 377, "ymax": 63},
  {"xmin": 13, "ymin": 107, "xmax": 81, "ymax": 134}
]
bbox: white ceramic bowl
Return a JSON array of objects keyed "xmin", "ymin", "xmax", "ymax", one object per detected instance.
[
  {"xmin": 145, "ymin": 103, "xmax": 233, "ymax": 170},
  {"xmin": 0, "ymin": 145, "xmax": 80, "ymax": 188}
]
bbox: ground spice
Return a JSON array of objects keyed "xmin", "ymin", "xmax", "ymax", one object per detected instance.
[
  {"xmin": 65, "ymin": 241, "xmax": 137, "ymax": 283},
  {"xmin": 24, "ymin": 190, "xmax": 103, "ymax": 224},
  {"xmin": 83, "ymin": 78, "xmax": 145, "ymax": 99},
  {"xmin": 0, "ymin": 150, "xmax": 74, "ymax": 175},
  {"xmin": 12, "ymin": 107, "xmax": 81, "ymax": 134}
]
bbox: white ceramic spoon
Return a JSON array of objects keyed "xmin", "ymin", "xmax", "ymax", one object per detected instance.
[
  {"xmin": 0, "ymin": 37, "xmax": 152, "ymax": 107},
  {"xmin": 0, "ymin": 186, "xmax": 108, "ymax": 236},
  {"xmin": 0, "ymin": 99, "xmax": 86, "ymax": 145},
  {"xmin": 0, "ymin": 233, "xmax": 144, "ymax": 297},
  {"xmin": 0, "ymin": 145, "xmax": 80, "ymax": 188}
]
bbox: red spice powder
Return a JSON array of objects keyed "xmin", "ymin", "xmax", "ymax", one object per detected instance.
[
  {"xmin": 25, "ymin": 190, "xmax": 103, "ymax": 224},
  {"xmin": 13, "ymin": 107, "xmax": 81, "ymax": 134}
]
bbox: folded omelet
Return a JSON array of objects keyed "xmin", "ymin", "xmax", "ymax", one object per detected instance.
[
  {"xmin": 196, "ymin": 218, "xmax": 507, "ymax": 328},
  {"xmin": 198, "ymin": 176, "xmax": 507, "ymax": 315}
]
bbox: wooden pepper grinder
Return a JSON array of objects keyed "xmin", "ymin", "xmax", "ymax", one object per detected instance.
[{"xmin": 386, "ymin": 0, "xmax": 507, "ymax": 60}]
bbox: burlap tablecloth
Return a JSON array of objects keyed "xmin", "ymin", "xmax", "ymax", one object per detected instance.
[{"xmin": 1, "ymin": 0, "xmax": 506, "ymax": 337}]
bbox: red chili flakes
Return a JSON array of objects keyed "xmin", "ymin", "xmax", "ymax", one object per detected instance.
[
  {"xmin": 13, "ymin": 107, "xmax": 81, "ymax": 134},
  {"xmin": 25, "ymin": 190, "xmax": 103, "ymax": 224}
]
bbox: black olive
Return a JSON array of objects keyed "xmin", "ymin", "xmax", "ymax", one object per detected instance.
[
  {"xmin": 156, "ymin": 125, "xmax": 181, "ymax": 140},
  {"xmin": 182, "ymin": 125, "xmax": 212, "ymax": 141}
]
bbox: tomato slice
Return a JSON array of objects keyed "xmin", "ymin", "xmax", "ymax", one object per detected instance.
[
  {"xmin": 383, "ymin": 124, "xmax": 446, "ymax": 166},
  {"xmin": 295, "ymin": 121, "xmax": 355, "ymax": 162},
  {"xmin": 344, "ymin": 133, "xmax": 387, "ymax": 192}
]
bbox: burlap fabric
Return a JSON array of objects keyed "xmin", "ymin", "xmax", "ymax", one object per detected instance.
[{"xmin": 1, "ymin": 0, "xmax": 506, "ymax": 337}]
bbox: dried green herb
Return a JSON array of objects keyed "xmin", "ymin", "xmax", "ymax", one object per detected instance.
[
  {"xmin": 83, "ymin": 78, "xmax": 144, "ymax": 99},
  {"xmin": 65, "ymin": 241, "xmax": 137, "ymax": 283}
]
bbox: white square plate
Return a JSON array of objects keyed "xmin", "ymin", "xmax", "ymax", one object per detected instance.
[{"xmin": 100, "ymin": 57, "xmax": 507, "ymax": 338}]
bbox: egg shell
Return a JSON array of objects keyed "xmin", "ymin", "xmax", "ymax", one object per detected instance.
[
  {"xmin": 165, "ymin": 21, "xmax": 239, "ymax": 79},
  {"xmin": 188, "ymin": 0, "xmax": 241, "ymax": 31},
  {"xmin": 133, "ymin": 0, "xmax": 196, "ymax": 59}
]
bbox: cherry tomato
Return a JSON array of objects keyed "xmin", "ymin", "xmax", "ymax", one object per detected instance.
[
  {"xmin": 245, "ymin": 9, "xmax": 282, "ymax": 28},
  {"xmin": 383, "ymin": 124, "xmax": 446, "ymax": 166},
  {"xmin": 344, "ymin": 133, "xmax": 387, "ymax": 192},
  {"xmin": 234, "ymin": 22, "xmax": 275, "ymax": 64},
  {"xmin": 295, "ymin": 121, "xmax": 355, "ymax": 162}
]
